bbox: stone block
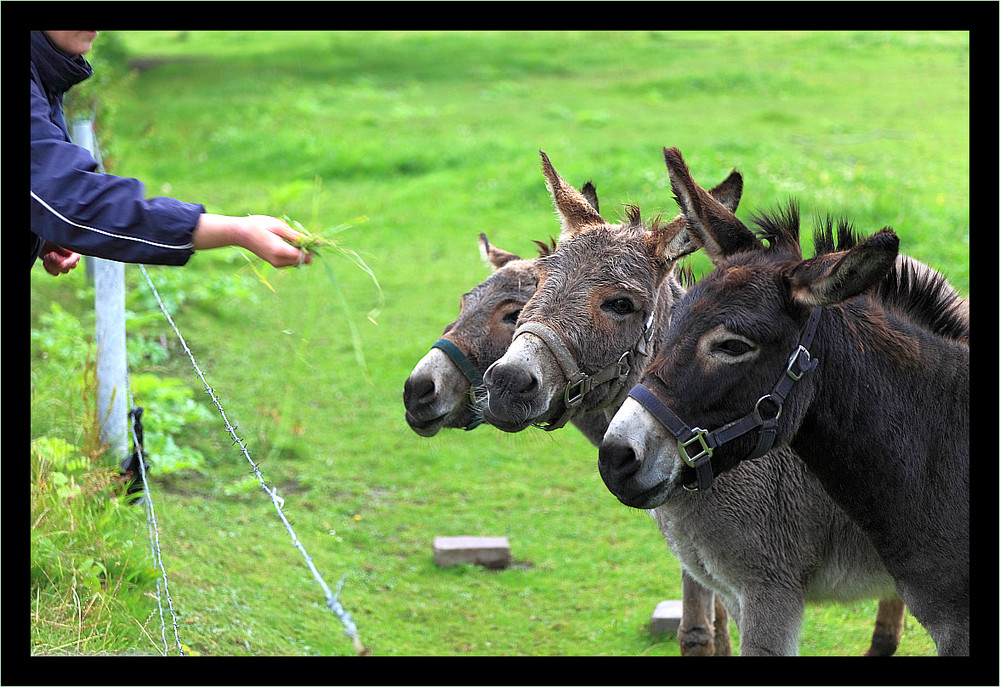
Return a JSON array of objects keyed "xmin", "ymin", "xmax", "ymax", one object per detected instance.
[
  {"xmin": 433, "ymin": 536, "xmax": 512, "ymax": 570},
  {"xmin": 650, "ymin": 599, "xmax": 683, "ymax": 635}
]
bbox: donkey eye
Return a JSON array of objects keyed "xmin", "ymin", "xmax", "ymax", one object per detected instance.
[
  {"xmin": 714, "ymin": 339, "xmax": 754, "ymax": 357},
  {"xmin": 502, "ymin": 309, "xmax": 521, "ymax": 325},
  {"xmin": 602, "ymin": 298, "xmax": 636, "ymax": 316}
]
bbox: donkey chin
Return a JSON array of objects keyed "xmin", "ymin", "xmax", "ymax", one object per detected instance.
[
  {"xmin": 598, "ymin": 396, "xmax": 686, "ymax": 509},
  {"xmin": 481, "ymin": 395, "xmax": 545, "ymax": 433}
]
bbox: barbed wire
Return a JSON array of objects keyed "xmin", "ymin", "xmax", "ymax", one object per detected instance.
[{"xmin": 137, "ymin": 264, "xmax": 367, "ymax": 655}]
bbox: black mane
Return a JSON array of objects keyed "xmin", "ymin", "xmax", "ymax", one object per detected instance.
[
  {"xmin": 878, "ymin": 259, "xmax": 968, "ymax": 343},
  {"xmin": 748, "ymin": 203, "xmax": 967, "ymax": 343}
]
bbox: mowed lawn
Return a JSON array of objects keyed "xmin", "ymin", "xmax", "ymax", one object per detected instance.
[{"xmin": 30, "ymin": 30, "xmax": 968, "ymax": 659}]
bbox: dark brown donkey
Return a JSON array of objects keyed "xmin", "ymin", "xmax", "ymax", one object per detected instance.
[
  {"xmin": 404, "ymin": 233, "xmax": 541, "ymax": 436},
  {"xmin": 485, "ymin": 151, "xmax": 910, "ymax": 655},
  {"xmin": 600, "ymin": 147, "xmax": 968, "ymax": 655}
]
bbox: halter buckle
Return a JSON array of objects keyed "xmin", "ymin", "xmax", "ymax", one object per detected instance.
[
  {"xmin": 785, "ymin": 344, "xmax": 817, "ymax": 381},
  {"xmin": 563, "ymin": 374, "xmax": 589, "ymax": 408},
  {"xmin": 678, "ymin": 428, "xmax": 713, "ymax": 468}
]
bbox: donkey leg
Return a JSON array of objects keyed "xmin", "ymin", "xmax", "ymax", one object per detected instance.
[
  {"xmin": 735, "ymin": 588, "xmax": 804, "ymax": 656},
  {"xmin": 712, "ymin": 593, "xmax": 733, "ymax": 656},
  {"xmin": 863, "ymin": 597, "xmax": 905, "ymax": 656},
  {"xmin": 677, "ymin": 570, "xmax": 717, "ymax": 656}
]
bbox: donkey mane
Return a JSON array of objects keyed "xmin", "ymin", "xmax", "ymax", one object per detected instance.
[
  {"xmin": 532, "ymin": 237, "xmax": 558, "ymax": 257},
  {"xmin": 745, "ymin": 202, "xmax": 967, "ymax": 343},
  {"xmin": 675, "ymin": 263, "xmax": 698, "ymax": 289},
  {"xmin": 877, "ymin": 260, "xmax": 969, "ymax": 343},
  {"xmin": 748, "ymin": 202, "xmax": 805, "ymax": 257}
]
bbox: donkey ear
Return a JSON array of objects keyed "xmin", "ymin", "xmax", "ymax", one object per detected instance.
[
  {"xmin": 479, "ymin": 233, "xmax": 521, "ymax": 271},
  {"xmin": 787, "ymin": 228, "xmax": 900, "ymax": 307},
  {"xmin": 708, "ymin": 169, "xmax": 743, "ymax": 213},
  {"xmin": 540, "ymin": 150, "xmax": 606, "ymax": 240},
  {"xmin": 580, "ymin": 181, "xmax": 600, "ymax": 213},
  {"xmin": 646, "ymin": 169, "xmax": 745, "ymax": 264},
  {"xmin": 663, "ymin": 147, "xmax": 761, "ymax": 265},
  {"xmin": 646, "ymin": 216, "xmax": 699, "ymax": 264}
]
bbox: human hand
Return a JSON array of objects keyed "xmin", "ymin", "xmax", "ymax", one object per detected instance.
[
  {"xmin": 193, "ymin": 213, "xmax": 312, "ymax": 268},
  {"xmin": 235, "ymin": 215, "xmax": 314, "ymax": 268},
  {"xmin": 40, "ymin": 242, "xmax": 81, "ymax": 276}
]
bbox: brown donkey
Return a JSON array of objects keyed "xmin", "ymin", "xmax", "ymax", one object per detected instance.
[
  {"xmin": 600, "ymin": 147, "xmax": 968, "ymax": 655},
  {"xmin": 404, "ymin": 233, "xmax": 541, "ymax": 436},
  {"xmin": 486, "ymin": 151, "xmax": 910, "ymax": 655},
  {"xmin": 404, "ymin": 179, "xmax": 604, "ymax": 441}
]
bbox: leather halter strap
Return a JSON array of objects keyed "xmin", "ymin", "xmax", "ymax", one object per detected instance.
[
  {"xmin": 628, "ymin": 309, "xmax": 822, "ymax": 492},
  {"xmin": 430, "ymin": 338, "xmax": 484, "ymax": 430},
  {"xmin": 513, "ymin": 315, "xmax": 654, "ymax": 431}
]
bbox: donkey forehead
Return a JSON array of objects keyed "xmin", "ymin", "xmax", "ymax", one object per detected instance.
[
  {"xmin": 673, "ymin": 266, "xmax": 801, "ymax": 344},
  {"xmin": 461, "ymin": 261, "xmax": 537, "ymax": 308},
  {"xmin": 535, "ymin": 230, "xmax": 659, "ymax": 289}
]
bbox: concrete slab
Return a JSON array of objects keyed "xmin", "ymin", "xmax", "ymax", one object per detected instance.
[
  {"xmin": 433, "ymin": 536, "xmax": 512, "ymax": 570},
  {"xmin": 650, "ymin": 599, "xmax": 683, "ymax": 635}
]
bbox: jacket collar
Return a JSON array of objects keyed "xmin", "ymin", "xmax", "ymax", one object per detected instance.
[{"xmin": 30, "ymin": 31, "xmax": 93, "ymax": 100}]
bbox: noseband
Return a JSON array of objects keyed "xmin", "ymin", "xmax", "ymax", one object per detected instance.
[
  {"xmin": 513, "ymin": 314, "xmax": 655, "ymax": 431},
  {"xmin": 628, "ymin": 309, "xmax": 822, "ymax": 492},
  {"xmin": 430, "ymin": 338, "xmax": 484, "ymax": 430}
]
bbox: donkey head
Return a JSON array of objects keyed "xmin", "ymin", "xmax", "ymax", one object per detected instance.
[
  {"xmin": 599, "ymin": 147, "xmax": 900, "ymax": 507},
  {"xmin": 404, "ymin": 234, "xmax": 541, "ymax": 436},
  {"xmin": 482, "ymin": 150, "xmax": 742, "ymax": 433},
  {"xmin": 403, "ymin": 176, "xmax": 600, "ymax": 438}
]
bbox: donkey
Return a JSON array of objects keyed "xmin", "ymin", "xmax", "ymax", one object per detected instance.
[
  {"xmin": 599, "ymin": 147, "xmax": 969, "ymax": 655},
  {"xmin": 404, "ymin": 233, "xmax": 543, "ymax": 437},
  {"xmin": 484, "ymin": 151, "xmax": 909, "ymax": 656},
  {"xmin": 404, "ymin": 182, "xmax": 735, "ymax": 655},
  {"xmin": 404, "ymin": 179, "xmax": 604, "ymax": 439}
]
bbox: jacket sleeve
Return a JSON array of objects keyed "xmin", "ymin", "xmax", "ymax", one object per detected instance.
[{"xmin": 30, "ymin": 79, "xmax": 204, "ymax": 266}]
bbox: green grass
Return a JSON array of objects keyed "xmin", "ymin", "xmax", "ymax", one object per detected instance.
[{"xmin": 30, "ymin": 30, "xmax": 966, "ymax": 658}]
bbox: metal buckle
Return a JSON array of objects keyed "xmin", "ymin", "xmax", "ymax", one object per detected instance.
[
  {"xmin": 563, "ymin": 374, "xmax": 589, "ymax": 408},
  {"xmin": 785, "ymin": 345, "xmax": 814, "ymax": 381},
  {"xmin": 615, "ymin": 350, "xmax": 632, "ymax": 379},
  {"xmin": 678, "ymin": 428, "xmax": 712, "ymax": 468}
]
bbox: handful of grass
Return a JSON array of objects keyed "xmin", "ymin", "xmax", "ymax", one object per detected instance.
[
  {"xmin": 239, "ymin": 214, "xmax": 383, "ymax": 381},
  {"xmin": 285, "ymin": 215, "xmax": 383, "ymax": 325}
]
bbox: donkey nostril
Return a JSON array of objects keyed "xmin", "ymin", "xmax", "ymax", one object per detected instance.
[
  {"xmin": 403, "ymin": 376, "xmax": 435, "ymax": 407},
  {"xmin": 598, "ymin": 442, "xmax": 641, "ymax": 477},
  {"xmin": 485, "ymin": 364, "xmax": 538, "ymax": 398},
  {"xmin": 518, "ymin": 370, "xmax": 539, "ymax": 394}
]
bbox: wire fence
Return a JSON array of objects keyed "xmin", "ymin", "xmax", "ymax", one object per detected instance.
[
  {"xmin": 61, "ymin": 120, "xmax": 369, "ymax": 656},
  {"xmin": 133, "ymin": 264, "xmax": 367, "ymax": 656},
  {"xmin": 59, "ymin": 117, "xmax": 365, "ymax": 656}
]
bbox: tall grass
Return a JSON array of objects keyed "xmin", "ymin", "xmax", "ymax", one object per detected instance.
[{"xmin": 30, "ymin": 30, "xmax": 967, "ymax": 658}]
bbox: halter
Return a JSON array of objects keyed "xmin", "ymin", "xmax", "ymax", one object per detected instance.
[
  {"xmin": 628, "ymin": 309, "xmax": 822, "ymax": 492},
  {"xmin": 430, "ymin": 338, "xmax": 484, "ymax": 430},
  {"xmin": 513, "ymin": 313, "xmax": 655, "ymax": 431}
]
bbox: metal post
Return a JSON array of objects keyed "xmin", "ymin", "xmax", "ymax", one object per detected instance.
[{"xmin": 71, "ymin": 118, "xmax": 129, "ymax": 465}]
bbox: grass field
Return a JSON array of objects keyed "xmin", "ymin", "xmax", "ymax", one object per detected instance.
[{"xmin": 30, "ymin": 30, "xmax": 968, "ymax": 660}]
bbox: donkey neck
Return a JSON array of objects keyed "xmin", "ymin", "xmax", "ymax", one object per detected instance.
[{"xmin": 792, "ymin": 304, "xmax": 969, "ymax": 529}]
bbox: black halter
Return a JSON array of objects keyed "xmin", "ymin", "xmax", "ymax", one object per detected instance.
[
  {"xmin": 628, "ymin": 309, "xmax": 822, "ymax": 492},
  {"xmin": 430, "ymin": 338, "xmax": 485, "ymax": 430}
]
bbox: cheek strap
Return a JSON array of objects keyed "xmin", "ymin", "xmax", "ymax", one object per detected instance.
[{"xmin": 628, "ymin": 308, "xmax": 822, "ymax": 492}]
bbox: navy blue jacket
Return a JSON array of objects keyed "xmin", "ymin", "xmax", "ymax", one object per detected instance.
[{"xmin": 31, "ymin": 31, "xmax": 204, "ymax": 267}]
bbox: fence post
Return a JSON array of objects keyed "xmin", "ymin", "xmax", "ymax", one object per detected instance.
[{"xmin": 70, "ymin": 118, "xmax": 129, "ymax": 465}]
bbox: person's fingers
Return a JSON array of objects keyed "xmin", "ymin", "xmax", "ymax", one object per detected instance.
[{"xmin": 41, "ymin": 247, "xmax": 80, "ymax": 275}]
